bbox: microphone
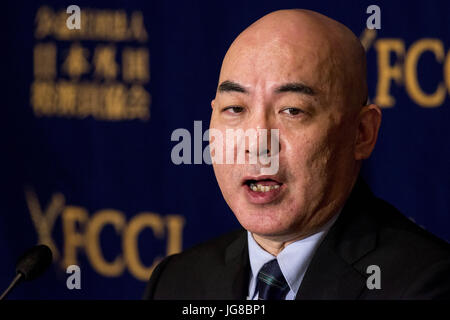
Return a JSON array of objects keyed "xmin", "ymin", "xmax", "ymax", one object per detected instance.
[{"xmin": 0, "ymin": 244, "xmax": 53, "ymax": 300}]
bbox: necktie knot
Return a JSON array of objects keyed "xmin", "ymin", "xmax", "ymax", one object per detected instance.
[{"xmin": 256, "ymin": 259, "xmax": 289, "ymax": 300}]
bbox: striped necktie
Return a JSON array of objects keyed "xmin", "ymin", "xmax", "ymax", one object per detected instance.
[{"xmin": 256, "ymin": 259, "xmax": 290, "ymax": 300}]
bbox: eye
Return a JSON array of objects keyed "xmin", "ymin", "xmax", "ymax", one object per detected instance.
[
  {"xmin": 281, "ymin": 107, "xmax": 303, "ymax": 116},
  {"xmin": 223, "ymin": 106, "xmax": 244, "ymax": 114}
]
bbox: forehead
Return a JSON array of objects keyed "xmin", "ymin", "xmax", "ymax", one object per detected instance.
[{"xmin": 219, "ymin": 36, "xmax": 336, "ymax": 94}]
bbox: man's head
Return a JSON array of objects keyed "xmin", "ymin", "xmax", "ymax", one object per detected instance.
[{"xmin": 210, "ymin": 9, "xmax": 381, "ymax": 246}]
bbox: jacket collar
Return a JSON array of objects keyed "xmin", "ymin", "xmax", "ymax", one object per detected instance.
[
  {"xmin": 296, "ymin": 177, "xmax": 378, "ymax": 299},
  {"xmin": 224, "ymin": 230, "xmax": 250, "ymax": 299}
]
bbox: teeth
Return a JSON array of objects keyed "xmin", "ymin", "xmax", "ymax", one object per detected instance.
[{"xmin": 249, "ymin": 183, "xmax": 281, "ymax": 192}]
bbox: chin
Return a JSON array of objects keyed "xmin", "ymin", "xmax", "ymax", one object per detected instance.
[{"xmin": 233, "ymin": 206, "xmax": 294, "ymax": 237}]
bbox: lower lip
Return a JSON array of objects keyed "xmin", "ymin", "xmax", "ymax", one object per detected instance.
[{"xmin": 243, "ymin": 183, "xmax": 284, "ymax": 204}]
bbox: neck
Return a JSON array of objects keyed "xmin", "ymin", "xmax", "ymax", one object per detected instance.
[
  {"xmin": 251, "ymin": 233, "xmax": 306, "ymax": 256},
  {"xmin": 251, "ymin": 209, "xmax": 342, "ymax": 256}
]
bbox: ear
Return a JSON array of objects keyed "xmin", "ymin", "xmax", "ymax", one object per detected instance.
[
  {"xmin": 354, "ymin": 104, "xmax": 382, "ymax": 160},
  {"xmin": 211, "ymin": 99, "xmax": 215, "ymax": 109}
]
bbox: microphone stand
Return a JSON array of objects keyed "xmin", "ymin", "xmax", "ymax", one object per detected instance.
[{"xmin": 0, "ymin": 273, "xmax": 23, "ymax": 300}]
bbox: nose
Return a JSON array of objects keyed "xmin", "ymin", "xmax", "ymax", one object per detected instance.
[{"xmin": 245, "ymin": 111, "xmax": 281, "ymax": 158}]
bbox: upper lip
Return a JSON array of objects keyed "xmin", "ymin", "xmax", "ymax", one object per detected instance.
[{"xmin": 241, "ymin": 175, "xmax": 283, "ymax": 185}]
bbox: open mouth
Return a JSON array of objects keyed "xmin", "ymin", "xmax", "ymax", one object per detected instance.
[
  {"xmin": 242, "ymin": 176, "xmax": 284, "ymax": 204},
  {"xmin": 243, "ymin": 178, "xmax": 283, "ymax": 193}
]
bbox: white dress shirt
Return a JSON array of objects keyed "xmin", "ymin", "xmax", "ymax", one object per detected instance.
[{"xmin": 247, "ymin": 212, "xmax": 340, "ymax": 300}]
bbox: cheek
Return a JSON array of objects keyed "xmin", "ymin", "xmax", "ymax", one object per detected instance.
[
  {"xmin": 212, "ymin": 162, "xmax": 242, "ymax": 203},
  {"xmin": 213, "ymin": 163, "xmax": 232, "ymax": 187},
  {"xmin": 281, "ymin": 125, "xmax": 337, "ymax": 211},
  {"xmin": 209, "ymin": 125, "xmax": 240, "ymax": 165},
  {"xmin": 283, "ymin": 128, "xmax": 331, "ymax": 174},
  {"xmin": 212, "ymin": 164, "xmax": 234, "ymax": 207}
]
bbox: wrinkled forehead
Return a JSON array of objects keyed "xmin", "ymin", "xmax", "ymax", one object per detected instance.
[{"xmin": 218, "ymin": 32, "xmax": 340, "ymax": 99}]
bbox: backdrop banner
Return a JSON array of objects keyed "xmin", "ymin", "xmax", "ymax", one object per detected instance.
[{"xmin": 1, "ymin": 0, "xmax": 449, "ymax": 299}]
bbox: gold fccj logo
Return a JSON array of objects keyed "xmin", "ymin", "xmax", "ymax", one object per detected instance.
[
  {"xmin": 24, "ymin": 187, "xmax": 185, "ymax": 281},
  {"xmin": 360, "ymin": 28, "xmax": 450, "ymax": 108}
]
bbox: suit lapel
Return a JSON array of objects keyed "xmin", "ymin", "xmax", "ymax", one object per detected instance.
[
  {"xmin": 217, "ymin": 230, "xmax": 250, "ymax": 299},
  {"xmin": 296, "ymin": 178, "xmax": 379, "ymax": 299}
]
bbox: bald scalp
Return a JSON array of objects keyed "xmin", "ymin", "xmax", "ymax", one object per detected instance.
[{"xmin": 219, "ymin": 9, "xmax": 368, "ymax": 110}]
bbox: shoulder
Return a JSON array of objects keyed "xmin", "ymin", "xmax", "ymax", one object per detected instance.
[
  {"xmin": 143, "ymin": 228, "xmax": 246, "ymax": 299},
  {"xmin": 328, "ymin": 178, "xmax": 450, "ymax": 299},
  {"xmin": 357, "ymin": 196, "xmax": 450, "ymax": 298},
  {"xmin": 371, "ymin": 196, "xmax": 449, "ymax": 260},
  {"xmin": 167, "ymin": 228, "xmax": 246, "ymax": 265},
  {"xmin": 344, "ymin": 178, "xmax": 449, "ymax": 259}
]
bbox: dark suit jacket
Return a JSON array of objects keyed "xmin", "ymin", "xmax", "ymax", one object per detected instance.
[{"xmin": 144, "ymin": 178, "xmax": 450, "ymax": 299}]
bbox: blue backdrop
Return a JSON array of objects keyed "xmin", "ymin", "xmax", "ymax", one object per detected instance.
[{"xmin": 1, "ymin": 0, "xmax": 449, "ymax": 299}]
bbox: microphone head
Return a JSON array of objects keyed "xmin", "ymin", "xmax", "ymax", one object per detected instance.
[{"xmin": 15, "ymin": 245, "xmax": 53, "ymax": 281}]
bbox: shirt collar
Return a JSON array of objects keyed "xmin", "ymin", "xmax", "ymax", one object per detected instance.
[{"xmin": 247, "ymin": 212, "xmax": 340, "ymax": 297}]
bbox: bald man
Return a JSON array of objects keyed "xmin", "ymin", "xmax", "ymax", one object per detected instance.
[{"xmin": 144, "ymin": 9, "xmax": 450, "ymax": 299}]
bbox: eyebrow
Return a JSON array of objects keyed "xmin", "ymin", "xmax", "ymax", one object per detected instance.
[
  {"xmin": 275, "ymin": 83, "xmax": 315, "ymax": 95},
  {"xmin": 217, "ymin": 80, "xmax": 315, "ymax": 96},
  {"xmin": 217, "ymin": 80, "xmax": 248, "ymax": 94}
]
